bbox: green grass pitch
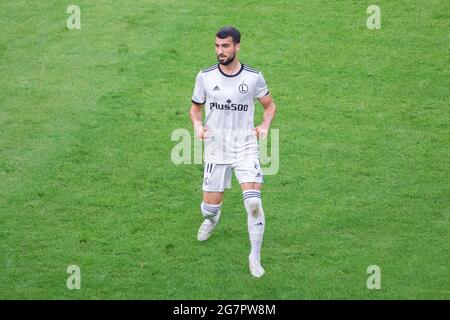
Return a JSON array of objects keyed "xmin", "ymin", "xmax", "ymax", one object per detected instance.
[{"xmin": 0, "ymin": 0, "xmax": 449, "ymax": 299}]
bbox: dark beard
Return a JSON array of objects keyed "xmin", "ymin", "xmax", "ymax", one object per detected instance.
[{"xmin": 217, "ymin": 53, "xmax": 236, "ymax": 66}]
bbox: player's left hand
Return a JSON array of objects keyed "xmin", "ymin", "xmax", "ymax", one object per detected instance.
[{"xmin": 254, "ymin": 125, "xmax": 269, "ymax": 140}]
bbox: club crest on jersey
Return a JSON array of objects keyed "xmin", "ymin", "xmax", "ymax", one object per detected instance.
[
  {"xmin": 239, "ymin": 83, "xmax": 248, "ymax": 94},
  {"xmin": 209, "ymin": 99, "xmax": 248, "ymax": 112}
]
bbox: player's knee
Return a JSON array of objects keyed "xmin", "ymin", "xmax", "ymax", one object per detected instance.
[
  {"xmin": 245, "ymin": 197, "xmax": 261, "ymax": 211},
  {"xmin": 243, "ymin": 190, "xmax": 262, "ymax": 205},
  {"xmin": 201, "ymin": 202, "xmax": 221, "ymax": 219},
  {"xmin": 243, "ymin": 192, "xmax": 262, "ymax": 217}
]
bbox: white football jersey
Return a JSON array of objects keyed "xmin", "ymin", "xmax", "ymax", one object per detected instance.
[{"xmin": 192, "ymin": 63, "xmax": 269, "ymax": 164}]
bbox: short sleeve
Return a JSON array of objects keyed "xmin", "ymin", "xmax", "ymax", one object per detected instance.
[
  {"xmin": 192, "ymin": 71, "xmax": 206, "ymax": 105},
  {"xmin": 254, "ymin": 72, "xmax": 269, "ymax": 99}
]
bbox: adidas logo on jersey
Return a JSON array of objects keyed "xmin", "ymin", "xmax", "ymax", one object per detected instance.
[{"xmin": 213, "ymin": 85, "xmax": 220, "ymax": 91}]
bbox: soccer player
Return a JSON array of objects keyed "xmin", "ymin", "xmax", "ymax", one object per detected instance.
[{"xmin": 189, "ymin": 26, "xmax": 277, "ymax": 278}]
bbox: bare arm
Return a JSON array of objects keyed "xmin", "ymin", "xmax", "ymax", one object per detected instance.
[
  {"xmin": 189, "ymin": 102, "xmax": 208, "ymax": 140},
  {"xmin": 255, "ymin": 93, "xmax": 277, "ymax": 139}
]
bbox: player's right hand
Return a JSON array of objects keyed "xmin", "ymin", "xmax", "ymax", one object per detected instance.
[{"xmin": 195, "ymin": 125, "xmax": 211, "ymax": 141}]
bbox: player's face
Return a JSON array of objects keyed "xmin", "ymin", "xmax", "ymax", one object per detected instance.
[{"xmin": 215, "ymin": 37, "xmax": 240, "ymax": 65}]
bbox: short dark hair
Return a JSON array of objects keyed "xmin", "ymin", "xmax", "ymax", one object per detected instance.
[{"xmin": 216, "ymin": 26, "xmax": 241, "ymax": 44}]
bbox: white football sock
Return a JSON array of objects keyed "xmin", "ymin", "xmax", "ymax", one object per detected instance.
[
  {"xmin": 201, "ymin": 202, "xmax": 221, "ymax": 224},
  {"xmin": 243, "ymin": 190, "xmax": 265, "ymax": 262}
]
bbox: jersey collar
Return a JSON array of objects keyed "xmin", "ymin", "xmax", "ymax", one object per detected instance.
[{"xmin": 218, "ymin": 63, "xmax": 245, "ymax": 78}]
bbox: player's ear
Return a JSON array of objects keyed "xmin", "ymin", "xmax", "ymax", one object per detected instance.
[{"xmin": 235, "ymin": 42, "xmax": 241, "ymax": 52}]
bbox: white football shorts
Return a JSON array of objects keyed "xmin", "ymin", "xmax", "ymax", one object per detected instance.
[{"xmin": 202, "ymin": 157, "xmax": 264, "ymax": 192}]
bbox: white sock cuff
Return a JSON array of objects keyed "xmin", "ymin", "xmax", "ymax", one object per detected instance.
[
  {"xmin": 201, "ymin": 202, "xmax": 222, "ymax": 214},
  {"xmin": 243, "ymin": 189, "xmax": 261, "ymax": 201}
]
